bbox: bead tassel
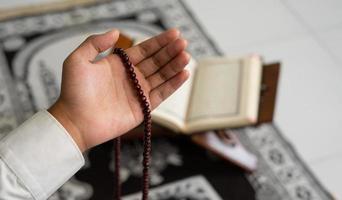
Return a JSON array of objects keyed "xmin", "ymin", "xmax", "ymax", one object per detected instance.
[
  {"xmin": 113, "ymin": 48, "xmax": 152, "ymax": 200},
  {"xmin": 114, "ymin": 137, "xmax": 121, "ymax": 200}
]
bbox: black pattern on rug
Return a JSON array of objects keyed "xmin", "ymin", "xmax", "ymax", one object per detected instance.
[{"xmin": 0, "ymin": 0, "xmax": 333, "ymax": 199}]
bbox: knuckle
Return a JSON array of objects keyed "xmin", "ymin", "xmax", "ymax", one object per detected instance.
[
  {"xmin": 151, "ymin": 56, "xmax": 162, "ymax": 67},
  {"xmin": 63, "ymin": 54, "xmax": 74, "ymax": 66},
  {"xmin": 63, "ymin": 51, "xmax": 80, "ymax": 66},
  {"xmin": 156, "ymin": 90, "xmax": 164, "ymax": 101},
  {"xmin": 111, "ymin": 28, "xmax": 119, "ymax": 34},
  {"xmin": 139, "ymin": 43, "xmax": 150, "ymax": 57},
  {"xmin": 86, "ymin": 34, "xmax": 96, "ymax": 42},
  {"xmin": 159, "ymin": 71, "xmax": 168, "ymax": 82}
]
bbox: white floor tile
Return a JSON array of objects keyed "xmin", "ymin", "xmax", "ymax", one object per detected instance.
[
  {"xmin": 184, "ymin": 0, "xmax": 306, "ymax": 50},
  {"xmin": 283, "ymin": 0, "xmax": 342, "ymax": 31},
  {"xmin": 310, "ymin": 155, "xmax": 342, "ymax": 199},
  {"xmin": 317, "ymin": 26, "xmax": 342, "ymax": 65},
  {"xmin": 226, "ymin": 36, "xmax": 342, "ymax": 162}
]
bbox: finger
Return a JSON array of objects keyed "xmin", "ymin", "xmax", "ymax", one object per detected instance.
[
  {"xmin": 149, "ymin": 70, "xmax": 190, "ymax": 109},
  {"xmin": 147, "ymin": 51, "xmax": 190, "ymax": 89},
  {"xmin": 70, "ymin": 29, "xmax": 119, "ymax": 63},
  {"xmin": 137, "ymin": 38, "xmax": 188, "ymax": 77},
  {"xmin": 126, "ymin": 28, "xmax": 180, "ymax": 65}
]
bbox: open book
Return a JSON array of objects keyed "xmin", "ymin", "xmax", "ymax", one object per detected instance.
[{"xmin": 152, "ymin": 55, "xmax": 263, "ymax": 134}]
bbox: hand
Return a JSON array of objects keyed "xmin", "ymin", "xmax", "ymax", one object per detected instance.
[{"xmin": 48, "ymin": 29, "xmax": 190, "ymax": 152}]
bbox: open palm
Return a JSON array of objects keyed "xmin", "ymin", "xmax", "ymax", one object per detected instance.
[{"xmin": 49, "ymin": 29, "xmax": 190, "ymax": 152}]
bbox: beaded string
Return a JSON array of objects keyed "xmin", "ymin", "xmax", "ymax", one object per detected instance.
[{"xmin": 113, "ymin": 48, "xmax": 152, "ymax": 200}]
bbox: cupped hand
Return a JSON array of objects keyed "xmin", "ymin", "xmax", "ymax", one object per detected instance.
[{"xmin": 48, "ymin": 29, "xmax": 190, "ymax": 152}]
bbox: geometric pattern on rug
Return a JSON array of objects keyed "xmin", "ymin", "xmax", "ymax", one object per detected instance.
[{"xmin": 236, "ymin": 124, "xmax": 333, "ymax": 200}]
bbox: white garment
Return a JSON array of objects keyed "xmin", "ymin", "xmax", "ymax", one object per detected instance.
[{"xmin": 0, "ymin": 111, "xmax": 85, "ymax": 200}]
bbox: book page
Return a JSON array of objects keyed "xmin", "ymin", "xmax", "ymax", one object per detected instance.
[
  {"xmin": 186, "ymin": 58, "xmax": 243, "ymax": 123},
  {"xmin": 151, "ymin": 59, "xmax": 197, "ymax": 130}
]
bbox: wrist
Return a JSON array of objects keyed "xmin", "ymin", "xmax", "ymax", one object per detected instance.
[{"xmin": 48, "ymin": 101, "xmax": 87, "ymax": 152}]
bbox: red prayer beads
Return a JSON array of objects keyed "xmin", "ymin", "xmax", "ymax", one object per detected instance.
[{"xmin": 113, "ymin": 48, "xmax": 152, "ymax": 200}]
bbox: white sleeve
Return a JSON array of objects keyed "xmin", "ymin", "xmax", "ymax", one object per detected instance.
[{"xmin": 0, "ymin": 110, "xmax": 85, "ymax": 200}]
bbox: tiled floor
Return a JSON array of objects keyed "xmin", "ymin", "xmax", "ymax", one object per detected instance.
[{"xmin": 185, "ymin": 0, "xmax": 342, "ymax": 198}]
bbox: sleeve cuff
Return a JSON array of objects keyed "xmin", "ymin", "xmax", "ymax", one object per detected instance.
[{"xmin": 0, "ymin": 110, "xmax": 85, "ymax": 200}]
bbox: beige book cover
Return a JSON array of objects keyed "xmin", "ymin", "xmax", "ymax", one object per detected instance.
[{"xmin": 152, "ymin": 55, "xmax": 263, "ymax": 134}]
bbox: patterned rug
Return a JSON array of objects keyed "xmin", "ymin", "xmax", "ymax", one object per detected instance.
[{"xmin": 0, "ymin": 0, "xmax": 333, "ymax": 199}]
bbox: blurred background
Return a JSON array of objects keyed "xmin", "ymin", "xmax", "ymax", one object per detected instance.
[
  {"xmin": 0, "ymin": 0, "xmax": 341, "ymax": 199},
  {"xmin": 187, "ymin": 0, "xmax": 342, "ymax": 198}
]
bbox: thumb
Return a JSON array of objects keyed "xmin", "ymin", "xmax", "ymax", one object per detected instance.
[{"xmin": 70, "ymin": 29, "xmax": 120, "ymax": 63}]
